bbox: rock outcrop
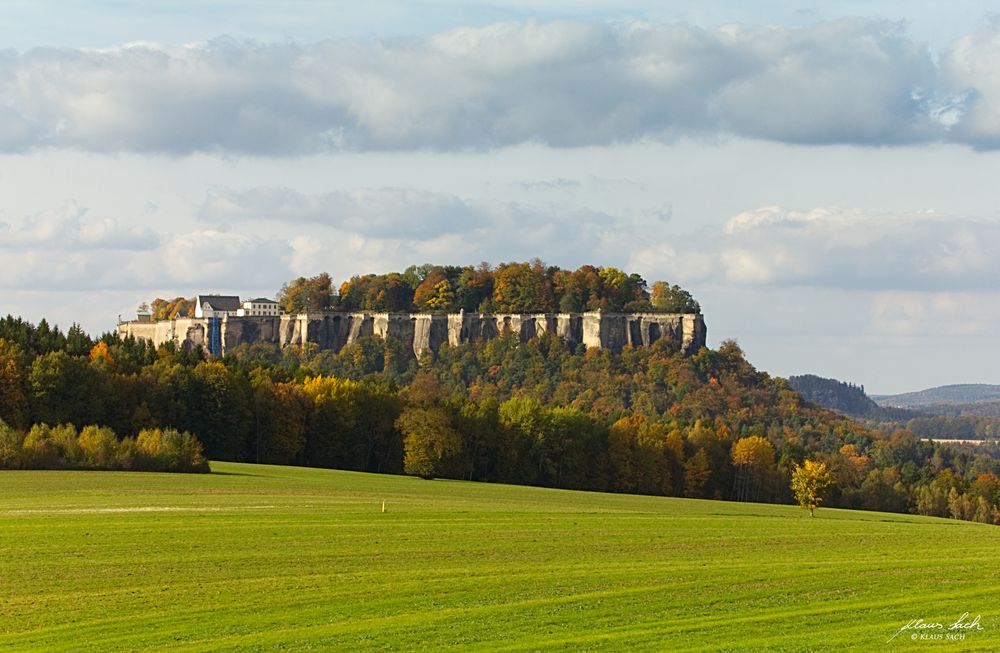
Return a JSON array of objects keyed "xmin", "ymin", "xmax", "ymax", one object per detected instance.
[{"xmin": 118, "ymin": 311, "xmax": 707, "ymax": 357}]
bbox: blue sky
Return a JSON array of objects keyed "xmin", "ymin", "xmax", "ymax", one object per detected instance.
[
  {"xmin": 1, "ymin": 1, "xmax": 995, "ymax": 50},
  {"xmin": 1, "ymin": 1, "xmax": 999, "ymax": 393}
]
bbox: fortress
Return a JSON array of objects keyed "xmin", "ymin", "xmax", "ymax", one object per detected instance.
[{"xmin": 118, "ymin": 310, "xmax": 707, "ymax": 358}]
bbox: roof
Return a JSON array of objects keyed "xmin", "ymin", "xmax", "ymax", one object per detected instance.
[
  {"xmin": 197, "ymin": 294, "xmax": 241, "ymax": 311},
  {"xmin": 247, "ymin": 297, "xmax": 278, "ymax": 304}
]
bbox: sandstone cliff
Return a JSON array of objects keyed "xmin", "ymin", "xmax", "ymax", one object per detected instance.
[{"xmin": 118, "ymin": 311, "xmax": 707, "ymax": 357}]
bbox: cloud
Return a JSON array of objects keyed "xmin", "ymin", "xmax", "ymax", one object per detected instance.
[
  {"xmin": 199, "ymin": 186, "xmax": 490, "ymax": 238},
  {"xmin": 274, "ymin": 195, "xmax": 622, "ymax": 276},
  {"xmin": 0, "ymin": 203, "xmax": 291, "ymax": 292},
  {"xmin": 0, "ymin": 202, "xmax": 158, "ymax": 250},
  {"xmin": 1, "ymin": 19, "xmax": 997, "ymax": 154},
  {"xmin": 940, "ymin": 19, "xmax": 1000, "ymax": 148},
  {"xmin": 869, "ymin": 290, "xmax": 1000, "ymax": 337},
  {"xmin": 198, "ymin": 185, "xmax": 623, "ymax": 266},
  {"xmin": 632, "ymin": 206, "xmax": 1000, "ymax": 291},
  {"xmin": 132, "ymin": 229, "xmax": 293, "ymax": 288}
]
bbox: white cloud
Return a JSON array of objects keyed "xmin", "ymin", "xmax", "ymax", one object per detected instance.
[
  {"xmin": 940, "ymin": 20, "xmax": 1000, "ymax": 148},
  {"xmin": 198, "ymin": 185, "xmax": 623, "ymax": 272},
  {"xmin": 0, "ymin": 202, "xmax": 158, "ymax": 250},
  {"xmin": 0, "ymin": 203, "xmax": 291, "ymax": 292},
  {"xmin": 868, "ymin": 290, "xmax": 1000, "ymax": 337},
  {"xmin": 134, "ymin": 229, "xmax": 292, "ymax": 288},
  {"xmin": 632, "ymin": 205, "xmax": 1000, "ymax": 291},
  {"xmin": 3, "ymin": 19, "xmax": 999, "ymax": 154}
]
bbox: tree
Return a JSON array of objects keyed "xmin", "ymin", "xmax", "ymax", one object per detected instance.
[
  {"xmin": 278, "ymin": 273, "xmax": 335, "ymax": 313},
  {"xmin": 731, "ymin": 435, "xmax": 775, "ymax": 502},
  {"xmin": 396, "ymin": 405, "xmax": 462, "ymax": 479},
  {"xmin": 150, "ymin": 297, "xmax": 195, "ymax": 321},
  {"xmin": 791, "ymin": 459, "xmax": 835, "ymax": 517},
  {"xmin": 651, "ymin": 281, "xmax": 700, "ymax": 313},
  {"xmin": 0, "ymin": 419, "xmax": 23, "ymax": 469},
  {"xmin": 683, "ymin": 448, "xmax": 711, "ymax": 498},
  {"xmin": 29, "ymin": 350, "xmax": 103, "ymax": 427},
  {"xmin": 188, "ymin": 361, "xmax": 252, "ymax": 460},
  {"xmin": 0, "ymin": 339, "xmax": 28, "ymax": 429}
]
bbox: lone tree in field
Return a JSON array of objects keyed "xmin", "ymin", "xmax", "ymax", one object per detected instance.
[{"xmin": 791, "ymin": 459, "xmax": 835, "ymax": 517}]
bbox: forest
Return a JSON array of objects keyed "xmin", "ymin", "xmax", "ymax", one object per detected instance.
[
  {"xmin": 149, "ymin": 261, "xmax": 701, "ymax": 319},
  {"xmin": 1, "ymin": 313, "xmax": 998, "ymax": 525}
]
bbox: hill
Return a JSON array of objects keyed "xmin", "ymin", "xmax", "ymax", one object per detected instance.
[
  {"xmin": 873, "ymin": 384, "xmax": 1000, "ymax": 408},
  {"xmin": 787, "ymin": 374, "xmax": 882, "ymax": 417},
  {"xmin": 787, "ymin": 374, "xmax": 918, "ymax": 420},
  {"xmin": 1, "ymin": 462, "xmax": 998, "ymax": 651}
]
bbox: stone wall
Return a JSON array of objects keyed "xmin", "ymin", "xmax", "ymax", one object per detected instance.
[{"xmin": 118, "ymin": 311, "xmax": 707, "ymax": 357}]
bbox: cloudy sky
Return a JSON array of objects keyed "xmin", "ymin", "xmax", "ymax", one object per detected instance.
[{"xmin": 2, "ymin": 1, "xmax": 999, "ymax": 393}]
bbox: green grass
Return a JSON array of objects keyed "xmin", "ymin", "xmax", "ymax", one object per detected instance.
[{"xmin": 0, "ymin": 463, "xmax": 997, "ymax": 651}]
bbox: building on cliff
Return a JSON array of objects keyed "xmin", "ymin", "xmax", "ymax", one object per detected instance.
[
  {"xmin": 118, "ymin": 308, "xmax": 707, "ymax": 359},
  {"xmin": 237, "ymin": 298, "xmax": 282, "ymax": 317},
  {"xmin": 194, "ymin": 294, "xmax": 242, "ymax": 319}
]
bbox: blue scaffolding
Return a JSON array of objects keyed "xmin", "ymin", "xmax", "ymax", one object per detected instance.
[{"xmin": 208, "ymin": 317, "xmax": 222, "ymax": 356}]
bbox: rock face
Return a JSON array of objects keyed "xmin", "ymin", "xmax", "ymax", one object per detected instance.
[{"xmin": 118, "ymin": 311, "xmax": 707, "ymax": 357}]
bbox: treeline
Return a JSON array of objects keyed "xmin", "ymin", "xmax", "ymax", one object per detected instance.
[
  {"xmin": 276, "ymin": 261, "xmax": 701, "ymax": 315},
  {"xmin": 0, "ymin": 422, "xmax": 208, "ymax": 472},
  {"xmin": 1, "ymin": 314, "xmax": 998, "ymax": 524},
  {"xmin": 904, "ymin": 415, "xmax": 1000, "ymax": 440}
]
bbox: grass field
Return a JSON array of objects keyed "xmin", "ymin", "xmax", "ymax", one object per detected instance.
[{"xmin": 1, "ymin": 462, "xmax": 997, "ymax": 651}]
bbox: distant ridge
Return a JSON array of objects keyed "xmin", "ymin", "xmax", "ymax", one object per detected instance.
[
  {"xmin": 872, "ymin": 384, "xmax": 1000, "ymax": 408},
  {"xmin": 787, "ymin": 374, "xmax": 919, "ymax": 420}
]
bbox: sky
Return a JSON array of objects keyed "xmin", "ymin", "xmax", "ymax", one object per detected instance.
[{"xmin": 1, "ymin": 1, "xmax": 999, "ymax": 394}]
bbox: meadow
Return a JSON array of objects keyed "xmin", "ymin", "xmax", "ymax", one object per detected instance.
[{"xmin": 0, "ymin": 462, "xmax": 997, "ymax": 651}]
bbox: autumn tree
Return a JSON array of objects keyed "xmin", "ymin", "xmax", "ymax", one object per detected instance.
[
  {"xmin": 684, "ymin": 448, "xmax": 711, "ymax": 498},
  {"xmin": 791, "ymin": 459, "xmax": 835, "ymax": 517},
  {"xmin": 731, "ymin": 435, "xmax": 776, "ymax": 502},
  {"xmin": 150, "ymin": 297, "xmax": 195, "ymax": 321},
  {"xmin": 493, "ymin": 260, "xmax": 555, "ymax": 313},
  {"xmin": 0, "ymin": 419, "xmax": 22, "ymax": 468},
  {"xmin": 301, "ymin": 375, "xmax": 362, "ymax": 469},
  {"xmin": 396, "ymin": 405, "xmax": 463, "ymax": 479},
  {"xmin": 0, "ymin": 339, "xmax": 28, "ymax": 429},
  {"xmin": 278, "ymin": 273, "xmax": 335, "ymax": 313}
]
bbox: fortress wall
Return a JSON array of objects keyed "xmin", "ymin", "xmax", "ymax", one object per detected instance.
[{"xmin": 120, "ymin": 311, "xmax": 706, "ymax": 357}]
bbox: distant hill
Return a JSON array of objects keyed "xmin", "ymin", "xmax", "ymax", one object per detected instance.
[
  {"xmin": 787, "ymin": 375, "xmax": 879, "ymax": 417},
  {"xmin": 787, "ymin": 374, "xmax": 919, "ymax": 420},
  {"xmin": 872, "ymin": 384, "xmax": 1000, "ymax": 408}
]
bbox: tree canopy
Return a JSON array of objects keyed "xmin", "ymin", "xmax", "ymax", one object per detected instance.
[{"xmin": 277, "ymin": 261, "xmax": 701, "ymax": 314}]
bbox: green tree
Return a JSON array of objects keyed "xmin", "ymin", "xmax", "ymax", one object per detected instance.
[
  {"xmin": 651, "ymin": 281, "xmax": 700, "ymax": 313},
  {"xmin": 29, "ymin": 350, "xmax": 102, "ymax": 427},
  {"xmin": 189, "ymin": 361, "xmax": 252, "ymax": 460}
]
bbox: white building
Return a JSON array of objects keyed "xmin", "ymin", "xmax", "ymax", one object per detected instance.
[
  {"xmin": 195, "ymin": 295, "xmax": 242, "ymax": 319},
  {"xmin": 237, "ymin": 298, "xmax": 282, "ymax": 317}
]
